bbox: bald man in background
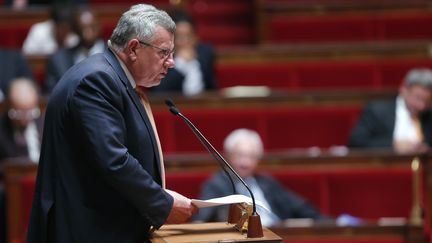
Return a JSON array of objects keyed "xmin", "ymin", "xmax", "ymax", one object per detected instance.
[
  {"xmin": 0, "ymin": 77, "xmax": 43, "ymax": 243},
  {"xmin": 0, "ymin": 77, "xmax": 43, "ymax": 163}
]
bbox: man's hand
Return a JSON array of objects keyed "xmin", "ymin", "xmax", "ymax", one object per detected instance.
[{"xmin": 165, "ymin": 189, "xmax": 198, "ymax": 224}]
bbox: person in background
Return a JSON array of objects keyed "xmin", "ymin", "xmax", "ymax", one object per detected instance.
[
  {"xmin": 22, "ymin": 3, "xmax": 79, "ymax": 55},
  {"xmin": 5, "ymin": 0, "xmax": 86, "ymax": 10},
  {"xmin": 349, "ymin": 68, "xmax": 432, "ymax": 153},
  {"xmin": 152, "ymin": 11, "xmax": 216, "ymax": 96},
  {"xmin": 44, "ymin": 8, "xmax": 106, "ymax": 93},
  {"xmin": 0, "ymin": 49, "xmax": 34, "ymax": 101},
  {"xmin": 193, "ymin": 128, "xmax": 326, "ymax": 227},
  {"xmin": 0, "ymin": 77, "xmax": 43, "ymax": 164},
  {"xmin": 0, "ymin": 77, "xmax": 42, "ymax": 243},
  {"xmin": 26, "ymin": 4, "xmax": 196, "ymax": 243}
]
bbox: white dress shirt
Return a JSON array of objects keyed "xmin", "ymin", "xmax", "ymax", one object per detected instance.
[
  {"xmin": 24, "ymin": 121, "xmax": 40, "ymax": 163},
  {"xmin": 393, "ymin": 96, "xmax": 422, "ymax": 143},
  {"xmin": 22, "ymin": 20, "xmax": 78, "ymax": 55},
  {"xmin": 174, "ymin": 57, "xmax": 204, "ymax": 96}
]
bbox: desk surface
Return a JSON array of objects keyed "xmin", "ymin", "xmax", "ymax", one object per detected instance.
[
  {"xmin": 270, "ymin": 221, "xmax": 424, "ymax": 243},
  {"xmin": 152, "ymin": 222, "xmax": 282, "ymax": 243}
]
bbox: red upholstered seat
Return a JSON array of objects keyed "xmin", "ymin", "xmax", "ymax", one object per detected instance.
[
  {"xmin": 20, "ymin": 176, "xmax": 35, "ymax": 231},
  {"xmin": 165, "ymin": 168, "xmax": 412, "ymax": 220},
  {"xmin": 271, "ymin": 171, "xmax": 324, "ymax": 210},
  {"xmin": 216, "ymin": 59, "xmax": 432, "ymax": 91},
  {"xmin": 271, "ymin": 168, "xmax": 412, "ymax": 219},
  {"xmin": 166, "ymin": 171, "xmax": 212, "ymax": 199},
  {"xmin": 264, "ymin": 106, "xmax": 361, "ymax": 149},
  {"xmin": 0, "ymin": 25, "xmax": 31, "ymax": 49},
  {"xmin": 9, "ymin": 167, "xmax": 413, "ymax": 243},
  {"xmin": 269, "ymin": 15, "xmax": 374, "ymax": 43},
  {"xmin": 326, "ymin": 168, "xmax": 412, "ymax": 219},
  {"xmin": 266, "ymin": 11, "xmax": 432, "ymax": 43},
  {"xmin": 154, "ymin": 106, "xmax": 361, "ymax": 153}
]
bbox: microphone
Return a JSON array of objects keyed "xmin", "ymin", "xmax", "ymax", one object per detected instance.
[
  {"xmin": 165, "ymin": 99, "xmax": 237, "ymax": 195},
  {"xmin": 165, "ymin": 98, "xmax": 263, "ymax": 238}
]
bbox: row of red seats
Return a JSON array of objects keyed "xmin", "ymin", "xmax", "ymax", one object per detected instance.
[
  {"xmin": 3, "ymin": 1, "xmax": 432, "ymax": 48},
  {"xmin": 154, "ymin": 106, "xmax": 362, "ymax": 153},
  {"xmin": 26, "ymin": 56, "xmax": 432, "ymax": 93},
  {"xmin": 264, "ymin": 10, "xmax": 432, "ymax": 43},
  {"xmin": 0, "ymin": 20, "xmax": 119, "ymax": 50},
  {"xmin": 0, "ymin": 0, "xmax": 254, "ymax": 49},
  {"xmin": 16, "ymin": 167, "xmax": 412, "ymax": 243},
  {"xmin": 216, "ymin": 59, "xmax": 432, "ymax": 90},
  {"xmin": 167, "ymin": 168, "xmax": 413, "ymax": 219}
]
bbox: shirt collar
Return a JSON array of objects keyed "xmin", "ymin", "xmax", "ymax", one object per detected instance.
[{"xmin": 107, "ymin": 40, "xmax": 137, "ymax": 89}]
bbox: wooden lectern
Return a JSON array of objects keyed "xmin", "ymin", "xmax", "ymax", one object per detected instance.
[{"xmin": 152, "ymin": 222, "xmax": 282, "ymax": 243}]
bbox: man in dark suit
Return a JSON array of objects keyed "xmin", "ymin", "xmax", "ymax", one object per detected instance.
[
  {"xmin": 349, "ymin": 68, "xmax": 432, "ymax": 153},
  {"xmin": 27, "ymin": 4, "xmax": 197, "ymax": 243},
  {"xmin": 193, "ymin": 128, "xmax": 326, "ymax": 227},
  {"xmin": 152, "ymin": 11, "xmax": 216, "ymax": 95},
  {"xmin": 0, "ymin": 49, "xmax": 34, "ymax": 101},
  {"xmin": 44, "ymin": 8, "xmax": 106, "ymax": 93}
]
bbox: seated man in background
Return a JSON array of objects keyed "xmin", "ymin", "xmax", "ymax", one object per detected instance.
[
  {"xmin": 349, "ymin": 68, "xmax": 432, "ymax": 153},
  {"xmin": 193, "ymin": 128, "xmax": 326, "ymax": 227},
  {"xmin": 151, "ymin": 11, "xmax": 216, "ymax": 96},
  {"xmin": 22, "ymin": 3, "xmax": 79, "ymax": 55},
  {"xmin": 0, "ymin": 77, "xmax": 43, "ymax": 164},
  {"xmin": 0, "ymin": 77, "xmax": 42, "ymax": 243},
  {"xmin": 0, "ymin": 48, "xmax": 34, "ymax": 101},
  {"xmin": 44, "ymin": 8, "xmax": 106, "ymax": 93}
]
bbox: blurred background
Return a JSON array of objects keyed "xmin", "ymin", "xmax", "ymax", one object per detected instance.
[{"xmin": 2, "ymin": 0, "xmax": 432, "ymax": 243}]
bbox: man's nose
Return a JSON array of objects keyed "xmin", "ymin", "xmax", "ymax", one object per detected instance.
[{"xmin": 164, "ymin": 56, "xmax": 175, "ymax": 69}]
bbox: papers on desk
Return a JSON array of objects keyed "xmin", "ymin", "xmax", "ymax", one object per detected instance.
[{"xmin": 191, "ymin": 194, "xmax": 270, "ymax": 212}]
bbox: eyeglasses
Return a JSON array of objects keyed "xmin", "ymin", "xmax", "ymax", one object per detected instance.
[
  {"xmin": 138, "ymin": 40, "xmax": 174, "ymax": 59},
  {"xmin": 8, "ymin": 108, "xmax": 41, "ymax": 120}
]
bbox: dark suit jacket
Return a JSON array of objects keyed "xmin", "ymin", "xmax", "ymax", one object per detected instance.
[
  {"xmin": 152, "ymin": 43, "xmax": 216, "ymax": 93},
  {"xmin": 348, "ymin": 99, "xmax": 432, "ymax": 148},
  {"xmin": 0, "ymin": 114, "xmax": 44, "ymax": 163},
  {"xmin": 193, "ymin": 171, "xmax": 325, "ymax": 223},
  {"xmin": 44, "ymin": 41, "xmax": 107, "ymax": 93},
  {"xmin": 27, "ymin": 49, "xmax": 173, "ymax": 243},
  {"xmin": 0, "ymin": 49, "xmax": 33, "ymax": 96}
]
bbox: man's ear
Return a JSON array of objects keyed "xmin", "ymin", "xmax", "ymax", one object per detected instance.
[{"xmin": 126, "ymin": 39, "xmax": 140, "ymax": 61}]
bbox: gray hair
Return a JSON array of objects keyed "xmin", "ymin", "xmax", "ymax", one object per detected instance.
[
  {"xmin": 110, "ymin": 4, "xmax": 175, "ymax": 50},
  {"xmin": 404, "ymin": 68, "xmax": 432, "ymax": 88},
  {"xmin": 223, "ymin": 129, "xmax": 264, "ymax": 157}
]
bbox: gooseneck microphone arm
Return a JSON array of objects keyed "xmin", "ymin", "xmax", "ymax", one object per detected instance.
[
  {"xmin": 165, "ymin": 99, "xmax": 257, "ymax": 215},
  {"xmin": 166, "ymin": 100, "xmax": 236, "ymax": 195}
]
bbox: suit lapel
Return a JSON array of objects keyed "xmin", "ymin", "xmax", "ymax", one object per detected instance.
[{"xmin": 104, "ymin": 49, "xmax": 162, "ymax": 183}]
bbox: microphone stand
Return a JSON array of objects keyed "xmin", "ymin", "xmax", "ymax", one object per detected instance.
[
  {"xmin": 165, "ymin": 99, "xmax": 263, "ymax": 238},
  {"xmin": 166, "ymin": 101, "xmax": 237, "ymax": 196}
]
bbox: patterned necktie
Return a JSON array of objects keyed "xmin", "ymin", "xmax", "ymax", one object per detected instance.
[{"xmin": 135, "ymin": 87, "xmax": 166, "ymax": 189}]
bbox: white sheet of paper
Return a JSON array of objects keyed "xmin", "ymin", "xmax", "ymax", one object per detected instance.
[{"xmin": 191, "ymin": 194, "xmax": 270, "ymax": 212}]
